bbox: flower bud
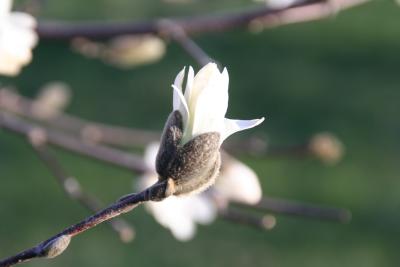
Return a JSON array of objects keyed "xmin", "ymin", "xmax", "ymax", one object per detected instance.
[
  {"xmin": 309, "ymin": 132, "xmax": 345, "ymax": 165},
  {"xmin": 101, "ymin": 35, "xmax": 166, "ymax": 68},
  {"xmin": 156, "ymin": 111, "xmax": 221, "ymax": 196},
  {"xmin": 32, "ymin": 82, "xmax": 71, "ymax": 119},
  {"xmin": 40, "ymin": 235, "xmax": 71, "ymax": 259}
]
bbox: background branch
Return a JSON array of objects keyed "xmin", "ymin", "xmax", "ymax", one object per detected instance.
[
  {"xmin": 0, "ymin": 89, "xmax": 160, "ymax": 148},
  {"xmin": 219, "ymin": 208, "xmax": 277, "ymax": 230},
  {"xmin": 234, "ymin": 197, "xmax": 352, "ymax": 223},
  {"xmin": 160, "ymin": 20, "xmax": 214, "ymax": 66},
  {"xmin": 0, "ymin": 111, "xmax": 349, "ymax": 223},
  {"xmin": 29, "ymin": 137, "xmax": 135, "ymax": 243},
  {"xmin": 0, "ymin": 113, "xmax": 148, "ymax": 173},
  {"xmin": 35, "ymin": 0, "xmax": 369, "ymax": 40}
]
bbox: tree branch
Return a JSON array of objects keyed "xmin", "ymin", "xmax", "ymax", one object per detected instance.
[
  {"xmin": 0, "ymin": 180, "xmax": 170, "ymax": 267},
  {"xmin": 159, "ymin": 20, "xmax": 214, "ymax": 66},
  {"xmin": 35, "ymin": 0, "xmax": 369, "ymax": 41}
]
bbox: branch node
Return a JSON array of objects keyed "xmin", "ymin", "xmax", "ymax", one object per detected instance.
[
  {"xmin": 63, "ymin": 177, "xmax": 82, "ymax": 198},
  {"xmin": 27, "ymin": 127, "xmax": 47, "ymax": 147},
  {"xmin": 81, "ymin": 125, "xmax": 103, "ymax": 144},
  {"xmin": 262, "ymin": 214, "xmax": 277, "ymax": 230}
]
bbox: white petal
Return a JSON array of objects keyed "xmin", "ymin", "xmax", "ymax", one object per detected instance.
[
  {"xmin": 184, "ymin": 66, "xmax": 194, "ymax": 103},
  {"xmin": 169, "ymin": 218, "xmax": 196, "ymax": 241},
  {"xmin": 143, "ymin": 142, "xmax": 160, "ymax": 171},
  {"xmin": 172, "ymin": 67, "xmax": 185, "ymax": 110},
  {"xmin": 0, "ymin": 27, "xmax": 35, "ymax": 62},
  {"xmin": 172, "ymin": 85, "xmax": 189, "ymax": 124},
  {"xmin": 136, "ymin": 172, "xmax": 158, "ymax": 191},
  {"xmin": 190, "ymin": 66, "xmax": 229, "ymax": 137},
  {"xmin": 0, "ymin": 0, "xmax": 11, "ymax": 17},
  {"xmin": 146, "ymin": 197, "xmax": 196, "ymax": 241},
  {"xmin": 9, "ymin": 12, "xmax": 37, "ymax": 29},
  {"xmin": 222, "ymin": 117, "xmax": 265, "ymax": 143},
  {"xmin": 181, "ymin": 195, "xmax": 217, "ymax": 224},
  {"xmin": 0, "ymin": 52, "xmax": 20, "ymax": 76},
  {"xmin": 221, "ymin": 67, "xmax": 229, "ymax": 92},
  {"xmin": 187, "ymin": 63, "xmax": 219, "ymax": 110},
  {"xmin": 215, "ymin": 158, "xmax": 262, "ymax": 204},
  {"xmin": 174, "ymin": 67, "xmax": 185, "ymax": 89}
]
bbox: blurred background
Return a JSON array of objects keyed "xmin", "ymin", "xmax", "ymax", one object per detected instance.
[{"xmin": 1, "ymin": 0, "xmax": 400, "ymax": 266}]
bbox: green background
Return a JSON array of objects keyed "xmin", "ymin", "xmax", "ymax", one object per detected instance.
[{"xmin": 1, "ymin": 0, "xmax": 400, "ymax": 266}]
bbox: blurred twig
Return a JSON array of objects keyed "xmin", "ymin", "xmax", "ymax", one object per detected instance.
[
  {"xmin": 0, "ymin": 113, "xmax": 148, "ymax": 173},
  {"xmin": 36, "ymin": 0, "xmax": 369, "ymax": 40},
  {"xmin": 234, "ymin": 197, "xmax": 352, "ymax": 223},
  {"xmin": 219, "ymin": 208, "xmax": 277, "ymax": 230},
  {"xmin": 28, "ymin": 133, "xmax": 135, "ymax": 243},
  {"xmin": 0, "ymin": 89, "xmax": 160, "ymax": 147},
  {"xmin": 159, "ymin": 20, "xmax": 214, "ymax": 66}
]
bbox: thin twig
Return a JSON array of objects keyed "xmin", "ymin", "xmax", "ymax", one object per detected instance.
[
  {"xmin": 159, "ymin": 20, "xmax": 214, "ymax": 66},
  {"xmin": 0, "ymin": 89, "xmax": 160, "ymax": 147},
  {"xmin": 29, "ymin": 136, "xmax": 135, "ymax": 243},
  {"xmin": 234, "ymin": 197, "xmax": 352, "ymax": 223},
  {"xmin": 35, "ymin": 0, "xmax": 370, "ymax": 40},
  {"xmin": 0, "ymin": 180, "xmax": 170, "ymax": 267},
  {"xmin": 0, "ymin": 113, "xmax": 148, "ymax": 173},
  {"xmin": 219, "ymin": 208, "xmax": 277, "ymax": 230}
]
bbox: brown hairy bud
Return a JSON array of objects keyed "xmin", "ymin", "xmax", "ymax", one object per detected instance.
[{"xmin": 156, "ymin": 110, "xmax": 221, "ymax": 196}]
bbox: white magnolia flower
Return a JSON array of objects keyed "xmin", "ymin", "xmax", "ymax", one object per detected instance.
[
  {"xmin": 137, "ymin": 143, "xmax": 217, "ymax": 241},
  {"xmin": 172, "ymin": 62, "xmax": 265, "ymax": 145},
  {"xmin": 214, "ymin": 154, "xmax": 262, "ymax": 206},
  {"xmin": 0, "ymin": 0, "xmax": 38, "ymax": 76},
  {"xmin": 154, "ymin": 63, "xmax": 264, "ymax": 196}
]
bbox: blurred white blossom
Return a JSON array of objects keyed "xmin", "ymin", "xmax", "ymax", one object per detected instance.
[
  {"xmin": 136, "ymin": 143, "xmax": 217, "ymax": 241},
  {"xmin": 137, "ymin": 142, "xmax": 263, "ymax": 241},
  {"xmin": 213, "ymin": 154, "xmax": 262, "ymax": 206},
  {"xmin": 0, "ymin": 0, "xmax": 38, "ymax": 76}
]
